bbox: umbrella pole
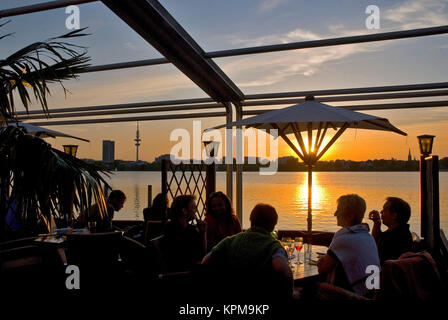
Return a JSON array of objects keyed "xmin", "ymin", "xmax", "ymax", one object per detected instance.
[{"xmin": 307, "ymin": 164, "xmax": 313, "ymax": 236}]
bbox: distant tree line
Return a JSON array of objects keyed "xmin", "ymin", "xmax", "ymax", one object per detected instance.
[{"xmin": 83, "ymin": 157, "xmax": 448, "ymax": 172}]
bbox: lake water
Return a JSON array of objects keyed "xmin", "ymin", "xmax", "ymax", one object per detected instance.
[{"xmin": 105, "ymin": 171, "xmax": 448, "ymax": 236}]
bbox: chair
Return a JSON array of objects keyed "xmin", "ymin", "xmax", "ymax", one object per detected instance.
[
  {"xmin": 120, "ymin": 235, "xmax": 147, "ymax": 269},
  {"xmin": 1, "ymin": 245, "xmax": 43, "ymax": 271},
  {"xmin": 66, "ymin": 232, "xmax": 124, "ymax": 290},
  {"xmin": 0, "ymin": 245, "xmax": 63, "ymax": 292},
  {"xmin": 316, "ymin": 282, "xmax": 369, "ymax": 300},
  {"xmin": 379, "ymin": 251, "xmax": 444, "ymax": 300},
  {"xmin": 411, "ymin": 231, "xmax": 424, "ymax": 252},
  {"xmin": 146, "ymin": 235, "xmax": 166, "ymax": 274},
  {"xmin": 144, "ymin": 220, "xmax": 165, "ymax": 245},
  {"xmin": 0, "ymin": 237, "xmax": 39, "ymax": 251},
  {"xmin": 310, "ymin": 231, "xmax": 334, "ymax": 247}
]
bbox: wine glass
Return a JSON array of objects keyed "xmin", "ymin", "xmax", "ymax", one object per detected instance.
[
  {"xmin": 294, "ymin": 237, "xmax": 304, "ymax": 264},
  {"xmin": 287, "ymin": 238, "xmax": 295, "ymax": 260},
  {"xmin": 281, "ymin": 237, "xmax": 293, "ymax": 262}
]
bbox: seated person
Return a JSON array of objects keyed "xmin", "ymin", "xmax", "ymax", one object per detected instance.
[
  {"xmin": 143, "ymin": 193, "xmax": 169, "ymax": 222},
  {"xmin": 317, "ymin": 194, "xmax": 380, "ymax": 297},
  {"xmin": 205, "ymin": 191, "xmax": 242, "ymax": 252},
  {"xmin": 201, "ymin": 203, "xmax": 293, "ymax": 302},
  {"xmin": 369, "ymin": 197, "xmax": 413, "ymax": 264},
  {"xmin": 160, "ymin": 195, "xmax": 206, "ymax": 272},
  {"xmin": 77, "ymin": 190, "xmax": 126, "ymax": 232}
]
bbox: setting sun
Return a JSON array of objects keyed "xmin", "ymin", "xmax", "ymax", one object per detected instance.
[{"xmin": 280, "ymin": 133, "xmax": 334, "ymax": 160}]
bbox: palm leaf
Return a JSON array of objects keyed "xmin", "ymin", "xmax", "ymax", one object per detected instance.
[
  {"xmin": 0, "ymin": 126, "xmax": 111, "ymax": 235},
  {"xmin": 0, "ymin": 28, "xmax": 91, "ymax": 123}
]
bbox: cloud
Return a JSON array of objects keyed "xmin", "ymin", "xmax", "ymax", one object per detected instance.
[
  {"xmin": 221, "ymin": 28, "xmax": 381, "ymax": 88},
  {"xmin": 124, "ymin": 42, "xmax": 142, "ymax": 51},
  {"xmin": 258, "ymin": 0, "xmax": 289, "ymax": 12},
  {"xmin": 219, "ymin": 0, "xmax": 448, "ymax": 90},
  {"xmin": 383, "ymin": 0, "xmax": 448, "ymax": 29},
  {"xmin": 227, "ymin": 28, "xmax": 322, "ymax": 47}
]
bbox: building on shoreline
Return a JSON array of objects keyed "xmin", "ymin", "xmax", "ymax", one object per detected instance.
[{"xmin": 102, "ymin": 140, "xmax": 115, "ymax": 163}]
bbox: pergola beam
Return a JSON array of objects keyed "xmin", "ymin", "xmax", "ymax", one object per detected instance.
[
  {"xmin": 244, "ymin": 100, "xmax": 448, "ymax": 116},
  {"xmin": 245, "ymin": 82, "xmax": 448, "ymax": 100},
  {"xmin": 100, "ymin": 0, "xmax": 243, "ymax": 103},
  {"xmin": 80, "ymin": 26, "xmax": 448, "ymax": 74},
  {"xmin": 81, "ymin": 58, "xmax": 168, "ymax": 73},
  {"xmin": 17, "ymin": 103, "xmax": 224, "ymax": 120},
  {"xmin": 206, "ymin": 25, "xmax": 448, "ymax": 58},
  {"xmin": 12, "ymin": 83, "xmax": 448, "ymax": 118},
  {"xmin": 27, "ymin": 111, "xmax": 227, "ymax": 126},
  {"xmin": 14, "ymin": 98, "xmax": 217, "ymax": 116},
  {"xmin": 0, "ymin": 0, "xmax": 97, "ymax": 18},
  {"xmin": 242, "ymin": 89, "xmax": 448, "ymax": 106}
]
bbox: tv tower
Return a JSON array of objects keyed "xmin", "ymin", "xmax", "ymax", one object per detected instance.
[{"xmin": 134, "ymin": 122, "xmax": 141, "ymax": 162}]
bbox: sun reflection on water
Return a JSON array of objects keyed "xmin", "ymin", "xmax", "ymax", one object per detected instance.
[{"xmin": 294, "ymin": 172, "xmax": 327, "ymax": 216}]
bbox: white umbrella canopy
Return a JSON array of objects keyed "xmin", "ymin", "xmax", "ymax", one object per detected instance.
[
  {"xmin": 4, "ymin": 122, "xmax": 89, "ymax": 142},
  {"xmin": 213, "ymin": 98, "xmax": 406, "ymax": 135},
  {"xmin": 211, "ymin": 96, "xmax": 406, "ymax": 164},
  {"xmin": 208, "ymin": 96, "xmax": 407, "ymax": 233}
]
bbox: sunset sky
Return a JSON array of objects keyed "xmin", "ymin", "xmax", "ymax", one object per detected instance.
[{"xmin": 1, "ymin": 0, "xmax": 447, "ymax": 162}]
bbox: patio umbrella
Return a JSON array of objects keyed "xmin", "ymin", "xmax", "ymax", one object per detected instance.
[
  {"xmin": 208, "ymin": 96, "xmax": 406, "ymax": 233},
  {"xmin": 4, "ymin": 122, "xmax": 89, "ymax": 142}
]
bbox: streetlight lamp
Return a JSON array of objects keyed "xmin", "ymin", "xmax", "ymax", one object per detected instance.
[
  {"xmin": 63, "ymin": 144, "xmax": 78, "ymax": 157},
  {"xmin": 203, "ymin": 140, "xmax": 220, "ymax": 158},
  {"xmin": 417, "ymin": 134, "xmax": 439, "ymax": 247},
  {"xmin": 417, "ymin": 135, "xmax": 435, "ymax": 158},
  {"xmin": 203, "ymin": 141, "xmax": 219, "ymax": 200}
]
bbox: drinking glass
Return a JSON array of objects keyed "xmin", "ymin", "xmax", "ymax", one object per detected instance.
[
  {"xmin": 88, "ymin": 221, "xmax": 97, "ymax": 233},
  {"xmin": 287, "ymin": 238, "xmax": 295, "ymax": 259},
  {"xmin": 294, "ymin": 237, "xmax": 304, "ymax": 264},
  {"xmin": 281, "ymin": 237, "xmax": 293, "ymax": 262}
]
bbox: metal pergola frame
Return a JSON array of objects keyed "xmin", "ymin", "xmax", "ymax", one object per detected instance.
[{"xmin": 1, "ymin": 0, "xmax": 448, "ymax": 222}]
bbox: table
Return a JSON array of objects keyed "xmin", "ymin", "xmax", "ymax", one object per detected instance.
[
  {"xmin": 288, "ymin": 244, "xmax": 328, "ymax": 280},
  {"xmin": 34, "ymin": 235, "xmax": 69, "ymax": 265}
]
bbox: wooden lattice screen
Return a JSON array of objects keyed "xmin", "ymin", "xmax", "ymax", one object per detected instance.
[{"xmin": 161, "ymin": 159, "xmax": 216, "ymax": 220}]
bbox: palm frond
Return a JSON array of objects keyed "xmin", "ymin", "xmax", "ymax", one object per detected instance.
[
  {"xmin": 0, "ymin": 28, "xmax": 91, "ymax": 123},
  {"xmin": 0, "ymin": 20, "xmax": 13, "ymax": 40},
  {"xmin": 0, "ymin": 126, "xmax": 111, "ymax": 235}
]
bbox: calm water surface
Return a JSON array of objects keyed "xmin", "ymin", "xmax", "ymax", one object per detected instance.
[{"xmin": 105, "ymin": 171, "xmax": 448, "ymax": 235}]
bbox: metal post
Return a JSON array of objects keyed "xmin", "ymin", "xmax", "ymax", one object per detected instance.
[
  {"xmin": 235, "ymin": 104, "xmax": 243, "ymax": 224},
  {"xmin": 430, "ymin": 156, "xmax": 440, "ymax": 255},
  {"xmin": 161, "ymin": 159, "xmax": 168, "ymax": 200},
  {"xmin": 206, "ymin": 163, "xmax": 216, "ymax": 201},
  {"xmin": 147, "ymin": 185, "xmax": 152, "ymax": 207},
  {"xmin": 420, "ymin": 155, "xmax": 427, "ymax": 238},
  {"xmin": 423, "ymin": 156, "xmax": 440, "ymax": 254},
  {"xmin": 307, "ymin": 165, "xmax": 313, "ymax": 234},
  {"xmin": 225, "ymin": 102, "xmax": 233, "ymax": 201}
]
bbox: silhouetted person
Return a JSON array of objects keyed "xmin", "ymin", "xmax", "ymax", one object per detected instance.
[
  {"xmin": 143, "ymin": 193, "xmax": 169, "ymax": 222},
  {"xmin": 205, "ymin": 191, "xmax": 241, "ymax": 252},
  {"xmin": 369, "ymin": 197, "xmax": 413, "ymax": 264},
  {"xmin": 318, "ymin": 194, "xmax": 380, "ymax": 297},
  {"xmin": 202, "ymin": 203, "xmax": 293, "ymax": 303},
  {"xmin": 77, "ymin": 190, "xmax": 126, "ymax": 232},
  {"xmin": 160, "ymin": 195, "xmax": 206, "ymax": 272}
]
